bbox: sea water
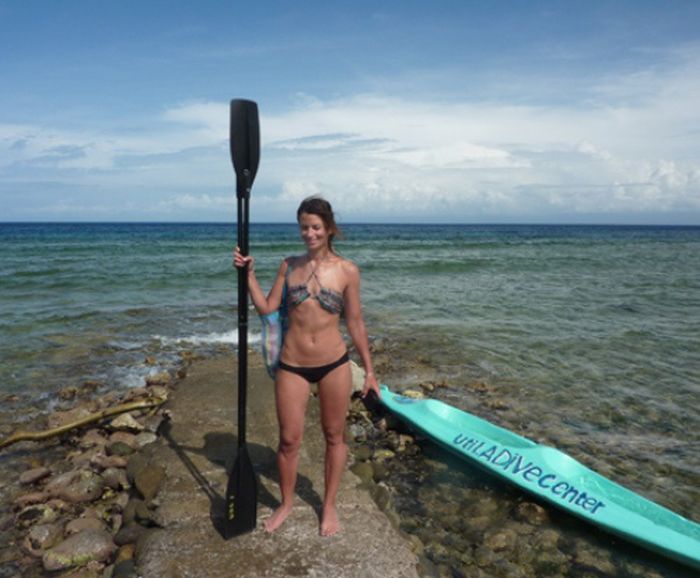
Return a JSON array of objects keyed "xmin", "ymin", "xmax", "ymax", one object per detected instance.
[{"xmin": 1, "ymin": 223, "xmax": 698, "ymax": 569}]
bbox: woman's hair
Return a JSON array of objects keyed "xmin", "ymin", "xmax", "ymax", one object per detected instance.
[{"xmin": 297, "ymin": 196, "xmax": 343, "ymax": 252}]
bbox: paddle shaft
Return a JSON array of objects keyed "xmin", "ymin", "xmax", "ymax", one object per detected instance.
[{"xmin": 236, "ymin": 171, "xmax": 251, "ymax": 447}]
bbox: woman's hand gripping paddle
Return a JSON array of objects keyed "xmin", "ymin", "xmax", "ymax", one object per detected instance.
[{"xmin": 223, "ymin": 99, "xmax": 260, "ymax": 538}]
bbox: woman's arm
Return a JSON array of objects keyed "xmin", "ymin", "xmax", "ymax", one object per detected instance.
[
  {"xmin": 233, "ymin": 248, "xmax": 288, "ymax": 315},
  {"xmin": 343, "ymin": 261, "xmax": 380, "ymax": 398}
]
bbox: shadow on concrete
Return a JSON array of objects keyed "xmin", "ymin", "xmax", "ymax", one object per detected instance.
[{"xmin": 160, "ymin": 421, "xmax": 322, "ymax": 538}]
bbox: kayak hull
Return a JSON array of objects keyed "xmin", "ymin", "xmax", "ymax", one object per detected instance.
[{"xmin": 379, "ymin": 385, "xmax": 700, "ymax": 570}]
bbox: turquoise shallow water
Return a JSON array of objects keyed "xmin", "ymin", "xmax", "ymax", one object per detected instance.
[{"xmin": 1, "ymin": 222, "xmax": 698, "ymax": 569}]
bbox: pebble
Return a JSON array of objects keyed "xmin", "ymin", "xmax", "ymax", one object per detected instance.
[
  {"xmin": 114, "ymin": 523, "xmax": 146, "ymax": 546},
  {"xmin": 372, "ymin": 448, "xmax": 396, "ymax": 462},
  {"xmin": 15, "ymin": 492, "xmax": 51, "ymax": 508},
  {"xmin": 69, "ymin": 447, "xmax": 103, "ymax": 468},
  {"xmin": 106, "ymin": 441, "xmax": 135, "ymax": 457},
  {"xmin": 141, "ymin": 414, "xmax": 165, "ymax": 434},
  {"xmin": 16, "ymin": 504, "xmax": 59, "ymax": 528},
  {"xmin": 65, "ymin": 517, "xmax": 106, "ymax": 535},
  {"xmin": 48, "ymin": 405, "xmax": 95, "ymax": 430},
  {"xmin": 513, "ymin": 501, "xmax": 549, "ymax": 525},
  {"xmin": 134, "ymin": 464, "xmax": 165, "ymax": 502},
  {"xmin": 133, "ymin": 432, "xmax": 158, "ymax": 450},
  {"xmin": 79, "ymin": 429, "xmax": 108, "ymax": 449},
  {"xmin": 125, "ymin": 454, "xmax": 149, "ymax": 484},
  {"xmin": 46, "ymin": 470, "xmax": 105, "ymax": 504},
  {"xmin": 101, "ymin": 467, "xmax": 130, "ymax": 491},
  {"xmin": 353, "ymin": 446, "xmax": 373, "ymax": 461},
  {"xmin": 91, "ymin": 454, "xmax": 129, "ymax": 470},
  {"xmin": 42, "ymin": 529, "xmax": 116, "ymax": 572},
  {"xmin": 109, "ymin": 413, "xmax": 144, "ymax": 433},
  {"xmin": 19, "ymin": 466, "xmax": 52, "ymax": 486},
  {"xmin": 109, "ymin": 431, "xmax": 137, "ymax": 447},
  {"xmin": 350, "ymin": 461, "xmax": 374, "ymax": 485},
  {"xmin": 23, "ymin": 522, "xmax": 64, "ymax": 555}
]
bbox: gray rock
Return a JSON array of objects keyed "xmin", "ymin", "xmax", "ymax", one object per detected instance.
[
  {"xmin": 106, "ymin": 441, "xmax": 134, "ymax": 457},
  {"xmin": 141, "ymin": 414, "xmax": 164, "ymax": 434},
  {"xmin": 23, "ymin": 522, "xmax": 64, "ymax": 554},
  {"xmin": 19, "ymin": 466, "xmax": 52, "ymax": 485},
  {"xmin": 349, "ymin": 461, "xmax": 374, "ymax": 484},
  {"xmin": 347, "ymin": 423, "xmax": 367, "ymax": 441},
  {"xmin": 133, "ymin": 432, "xmax": 158, "ymax": 450},
  {"xmin": 65, "ymin": 517, "xmax": 107, "ymax": 536},
  {"xmin": 125, "ymin": 454, "xmax": 149, "ymax": 485},
  {"xmin": 112, "ymin": 557, "xmax": 136, "ymax": 578},
  {"xmin": 109, "ymin": 431, "xmax": 137, "ymax": 447},
  {"xmin": 372, "ymin": 461, "xmax": 389, "ymax": 482},
  {"xmin": 79, "ymin": 429, "xmax": 108, "ymax": 449},
  {"xmin": 91, "ymin": 454, "xmax": 128, "ymax": 470},
  {"xmin": 353, "ymin": 445, "xmax": 373, "ymax": 461},
  {"xmin": 15, "ymin": 491, "xmax": 50, "ymax": 508},
  {"xmin": 134, "ymin": 501, "xmax": 158, "ymax": 527},
  {"xmin": 102, "ymin": 467, "xmax": 130, "ymax": 491},
  {"xmin": 16, "ymin": 504, "xmax": 59, "ymax": 528},
  {"xmin": 134, "ymin": 464, "xmax": 165, "ymax": 502},
  {"xmin": 109, "ymin": 413, "xmax": 144, "ymax": 433},
  {"xmin": 46, "ymin": 470, "xmax": 105, "ymax": 504},
  {"xmin": 114, "ymin": 523, "xmax": 146, "ymax": 546},
  {"xmin": 42, "ymin": 529, "xmax": 116, "ymax": 572},
  {"xmin": 372, "ymin": 448, "xmax": 395, "ymax": 462}
]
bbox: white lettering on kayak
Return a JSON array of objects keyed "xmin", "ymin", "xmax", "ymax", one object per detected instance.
[{"xmin": 452, "ymin": 433, "xmax": 606, "ymax": 515}]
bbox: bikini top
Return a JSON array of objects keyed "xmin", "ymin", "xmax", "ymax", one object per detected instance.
[{"xmin": 286, "ymin": 262, "xmax": 344, "ymax": 315}]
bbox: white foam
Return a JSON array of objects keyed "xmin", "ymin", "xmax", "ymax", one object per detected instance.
[{"xmin": 152, "ymin": 330, "xmax": 262, "ymax": 347}]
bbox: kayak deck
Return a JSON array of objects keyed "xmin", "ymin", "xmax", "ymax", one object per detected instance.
[{"xmin": 379, "ymin": 385, "xmax": 700, "ymax": 570}]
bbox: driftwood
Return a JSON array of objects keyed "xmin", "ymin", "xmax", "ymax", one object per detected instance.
[{"xmin": 0, "ymin": 396, "xmax": 167, "ymax": 450}]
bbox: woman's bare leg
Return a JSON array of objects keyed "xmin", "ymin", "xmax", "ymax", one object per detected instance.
[
  {"xmin": 265, "ymin": 369, "xmax": 310, "ymax": 532},
  {"xmin": 317, "ymin": 361, "xmax": 352, "ymax": 536}
]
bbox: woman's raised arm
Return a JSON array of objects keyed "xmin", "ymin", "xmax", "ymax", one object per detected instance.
[{"xmin": 233, "ymin": 247, "xmax": 288, "ymax": 315}]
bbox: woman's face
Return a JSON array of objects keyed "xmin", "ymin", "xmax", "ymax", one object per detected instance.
[{"xmin": 299, "ymin": 212, "xmax": 329, "ymax": 251}]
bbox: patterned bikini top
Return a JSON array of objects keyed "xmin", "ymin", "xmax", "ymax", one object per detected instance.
[{"xmin": 286, "ymin": 263, "xmax": 344, "ymax": 315}]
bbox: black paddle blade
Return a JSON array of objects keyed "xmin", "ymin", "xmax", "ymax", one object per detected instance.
[
  {"xmin": 230, "ymin": 99, "xmax": 260, "ymax": 199},
  {"xmin": 222, "ymin": 445, "xmax": 257, "ymax": 538}
]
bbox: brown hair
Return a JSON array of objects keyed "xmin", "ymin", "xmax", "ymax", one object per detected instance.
[{"xmin": 296, "ymin": 196, "xmax": 342, "ymax": 252}]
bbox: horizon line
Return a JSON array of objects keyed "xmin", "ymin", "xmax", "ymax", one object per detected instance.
[{"xmin": 2, "ymin": 221, "xmax": 700, "ymax": 227}]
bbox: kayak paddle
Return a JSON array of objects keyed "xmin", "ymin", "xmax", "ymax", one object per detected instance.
[{"xmin": 223, "ymin": 98, "xmax": 260, "ymax": 538}]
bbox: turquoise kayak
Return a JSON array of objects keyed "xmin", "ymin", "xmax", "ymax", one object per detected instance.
[{"xmin": 379, "ymin": 385, "xmax": 700, "ymax": 570}]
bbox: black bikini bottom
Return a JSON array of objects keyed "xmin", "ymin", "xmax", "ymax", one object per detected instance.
[{"xmin": 277, "ymin": 352, "xmax": 350, "ymax": 383}]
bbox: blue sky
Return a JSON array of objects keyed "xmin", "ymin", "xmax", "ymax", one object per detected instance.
[{"xmin": 1, "ymin": 1, "xmax": 699, "ymax": 223}]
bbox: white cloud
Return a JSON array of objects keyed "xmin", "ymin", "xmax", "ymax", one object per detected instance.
[{"xmin": 2, "ymin": 44, "xmax": 699, "ymax": 222}]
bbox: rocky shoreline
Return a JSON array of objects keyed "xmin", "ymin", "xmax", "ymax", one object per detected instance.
[
  {"xmin": 0, "ymin": 352, "xmax": 421, "ymax": 578},
  {"xmin": 0, "ymin": 355, "xmax": 192, "ymax": 578},
  {"xmin": 1, "ymin": 348, "xmax": 693, "ymax": 578}
]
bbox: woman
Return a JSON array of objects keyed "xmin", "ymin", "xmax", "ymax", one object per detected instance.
[{"xmin": 233, "ymin": 196, "xmax": 380, "ymax": 536}]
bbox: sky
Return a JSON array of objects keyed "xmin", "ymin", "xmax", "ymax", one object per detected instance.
[{"xmin": 1, "ymin": 0, "xmax": 699, "ymax": 224}]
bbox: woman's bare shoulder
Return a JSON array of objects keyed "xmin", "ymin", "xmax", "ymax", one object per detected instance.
[{"xmin": 337, "ymin": 257, "xmax": 360, "ymax": 278}]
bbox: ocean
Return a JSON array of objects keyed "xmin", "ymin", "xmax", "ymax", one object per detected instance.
[{"xmin": 1, "ymin": 222, "xmax": 698, "ymax": 573}]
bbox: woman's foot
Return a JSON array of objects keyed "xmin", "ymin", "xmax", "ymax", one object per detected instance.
[
  {"xmin": 264, "ymin": 504, "xmax": 292, "ymax": 533},
  {"xmin": 320, "ymin": 505, "xmax": 340, "ymax": 536}
]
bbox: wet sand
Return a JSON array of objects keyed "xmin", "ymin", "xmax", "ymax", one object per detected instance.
[{"xmin": 135, "ymin": 354, "xmax": 419, "ymax": 578}]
